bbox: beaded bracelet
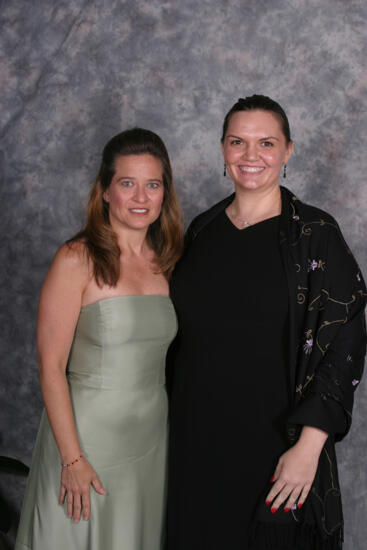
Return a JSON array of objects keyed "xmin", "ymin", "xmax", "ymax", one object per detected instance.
[{"xmin": 61, "ymin": 454, "xmax": 83, "ymax": 468}]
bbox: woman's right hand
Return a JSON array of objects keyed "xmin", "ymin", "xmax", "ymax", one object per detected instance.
[{"xmin": 59, "ymin": 458, "xmax": 106, "ymax": 522}]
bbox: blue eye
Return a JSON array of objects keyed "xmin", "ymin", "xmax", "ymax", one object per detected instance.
[
  {"xmin": 121, "ymin": 181, "xmax": 133, "ymax": 187},
  {"xmin": 147, "ymin": 182, "xmax": 161, "ymax": 189}
]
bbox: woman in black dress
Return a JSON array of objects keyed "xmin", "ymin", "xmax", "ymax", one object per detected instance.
[{"xmin": 166, "ymin": 95, "xmax": 366, "ymax": 549}]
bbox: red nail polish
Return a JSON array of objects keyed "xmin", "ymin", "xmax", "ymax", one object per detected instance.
[
  {"xmin": 265, "ymin": 500, "xmax": 271, "ymax": 506},
  {"xmin": 271, "ymin": 507, "xmax": 277, "ymax": 514},
  {"xmin": 270, "ymin": 476, "xmax": 275, "ymax": 482},
  {"xmin": 284, "ymin": 508, "xmax": 290, "ymax": 513},
  {"xmin": 297, "ymin": 503, "xmax": 303, "ymax": 509}
]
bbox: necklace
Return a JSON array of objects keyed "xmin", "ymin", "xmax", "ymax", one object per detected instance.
[{"xmin": 228, "ymin": 209, "xmax": 252, "ymax": 228}]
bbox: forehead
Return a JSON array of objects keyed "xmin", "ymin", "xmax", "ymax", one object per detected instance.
[
  {"xmin": 113, "ymin": 154, "xmax": 163, "ymax": 175},
  {"xmin": 226, "ymin": 110, "xmax": 284, "ymax": 137}
]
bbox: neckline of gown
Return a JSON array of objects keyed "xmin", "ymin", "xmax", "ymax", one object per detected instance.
[
  {"xmin": 81, "ymin": 294, "xmax": 171, "ymax": 311},
  {"xmin": 223, "ymin": 210, "xmax": 280, "ymax": 232}
]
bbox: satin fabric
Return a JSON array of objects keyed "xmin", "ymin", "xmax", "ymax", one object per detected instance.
[{"xmin": 15, "ymin": 295, "xmax": 177, "ymax": 550}]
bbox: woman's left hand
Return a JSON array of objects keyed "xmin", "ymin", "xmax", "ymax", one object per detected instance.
[{"xmin": 265, "ymin": 426, "xmax": 328, "ymax": 513}]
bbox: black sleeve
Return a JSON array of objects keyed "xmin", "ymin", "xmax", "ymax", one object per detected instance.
[
  {"xmin": 289, "ymin": 300, "xmax": 366, "ymax": 440},
  {"xmin": 289, "ymin": 223, "xmax": 367, "ymax": 442}
]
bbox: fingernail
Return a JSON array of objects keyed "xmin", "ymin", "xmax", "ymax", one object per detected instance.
[
  {"xmin": 265, "ymin": 500, "xmax": 271, "ymax": 506},
  {"xmin": 270, "ymin": 476, "xmax": 275, "ymax": 482},
  {"xmin": 284, "ymin": 508, "xmax": 290, "ymax": 513},
  {"xmin": 271, "ymin": 507, "xmax": 277, "ymax": 514},
  {"xmin": 297, "ymin": 503, "xmax": 303, "ymax": 509}
]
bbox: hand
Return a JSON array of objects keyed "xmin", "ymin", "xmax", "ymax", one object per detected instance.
[
  {"xmin": 59, "ymin": 458, "xmax": 106, "ymax": 522},
  {"xmin": 265, "ymin": 441, "xmax": 320, "ymax": 513}
]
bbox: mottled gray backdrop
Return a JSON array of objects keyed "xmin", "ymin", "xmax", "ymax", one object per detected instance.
[{"xmin": 1, "ymin": 0, "xmax": 366, "ymax": 548}]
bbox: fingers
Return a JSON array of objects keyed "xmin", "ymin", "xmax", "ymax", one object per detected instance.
[
  {"xmin": 66, "ymin": 490, "xmax": 73, "ymax": 519},
  {"xmin": 267, "ymin": 482, "xmax": 292, "ymax": 512},
  {"xmin": 92, "ymin": 475, "xmax": 106, "ymax": 495},
  {"xmin": 82, "ymin": 490, "xmax": 91, "ymax": 521},
  {"xmin": 272, "ymin": 485, "xmax": 300, "ymax": 512},
  {"xmin": 72, "ymin": 493, "xmax": 82, "ymax": 523},
  {"xmin": 267, "ymin": 482, "xmax": 312, "ymax": 513},
  {"xmin": 265, "ymin": 475, "xmax": 286, "ymax": 508},
  {"xmin": 271, "ymin": 460, "xmax": 282, "ymax": 483},
  {"xmin": 295, "ymin": 483, "xmax": 311, "ymax": 510},
  {"xmin": 282, "ymin": 486, "xmax": 301, "ymax": 513},
  {"xmin": 59, "ymin": 484, "xmax": 66, "ymax": 505},
  {"xmin": 64, "ymin": 490, "xmax": 87, "ymax": 522}
]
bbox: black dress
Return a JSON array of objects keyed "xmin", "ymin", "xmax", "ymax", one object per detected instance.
[{"xmin": 166, "ymin": 211, "xmax": 291, "ymax": 550}]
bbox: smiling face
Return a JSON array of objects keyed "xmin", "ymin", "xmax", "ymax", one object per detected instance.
[
  {"xmin": 103, "ymin": 154, "xmax": 164, "ymax": 232},
  {"xmin": 222, "ymin": 110, "xmax": 293, "ymax": 193}
]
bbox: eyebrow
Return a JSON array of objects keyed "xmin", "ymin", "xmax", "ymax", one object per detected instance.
[
  {"xmin": 226, "ymin": 134, "xmax": 280, "ymax": 141},
  {"xmin": 115, "ymin": 176, "xmax": 163, "ymax": 182}
]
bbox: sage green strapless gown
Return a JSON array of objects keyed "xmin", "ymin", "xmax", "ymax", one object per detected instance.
[{"xmin": 15, "ymin": 295, "xmax": 177, "ymax": 550}]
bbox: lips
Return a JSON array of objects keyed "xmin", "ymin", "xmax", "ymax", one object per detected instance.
[{"xmin": 238, "ymin": 166, "xmax": 265, "ymax": 173}]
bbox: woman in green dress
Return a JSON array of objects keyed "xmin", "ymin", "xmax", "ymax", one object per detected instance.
[{"xmin": 15, "ymin": 128, "xmax": 183, "ymax": 550}]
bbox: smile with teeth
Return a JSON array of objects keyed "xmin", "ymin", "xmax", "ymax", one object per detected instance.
[
  {"xmin": 130, "ymin": 208, "xmax": 149, "ymax": 214},
  {"xmin": 238, "ymin": 166, "xmax": 265, "ymax": 173}
]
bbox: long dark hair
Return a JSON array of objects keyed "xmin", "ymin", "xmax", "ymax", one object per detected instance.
[
  {"xmin": 69, "ymin": 128, "xmax": 183, "ymax": 286},
  {"xmin": 221, "ymin": 95, "xmax": 292, "ymax": 143}
]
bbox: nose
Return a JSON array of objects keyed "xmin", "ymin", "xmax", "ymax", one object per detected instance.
[
  {"xmin": 134, "ymin": 184, "xmax": 148, "ymax": 203},
  {"xmin": 242, "ymin": 143, "xmax": 258, "ymax": 161}
]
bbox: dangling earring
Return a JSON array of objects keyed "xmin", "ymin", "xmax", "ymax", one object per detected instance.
[
  {"xmin": 283, "ymin": 164, "xmax": 287, "ymax": 178},
  {"xmin": 223, "ymin": 162, "xmax": 227, "ymax": 177}
]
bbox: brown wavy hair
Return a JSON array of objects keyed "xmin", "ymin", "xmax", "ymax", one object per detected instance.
[{"xmin": 69, "ymin": 128, "xmax": 184, "ymax": 286}]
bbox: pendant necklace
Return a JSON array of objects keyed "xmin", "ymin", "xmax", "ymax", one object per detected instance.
[{"xmin": 228, "ymin": 209, "xmax": 252, "ymax": 229}]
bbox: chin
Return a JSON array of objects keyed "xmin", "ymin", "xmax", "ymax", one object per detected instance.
[
  {"xmin": 130, "ymin": 220, "xmax": 153, "ymax": 229},
  {"xmin": 131, "ymin": 216, "xmax": 159, "ymax": 229},
  {"xmin": 235, "ymin": 180, "xmax": 262, "ymax": 190}
]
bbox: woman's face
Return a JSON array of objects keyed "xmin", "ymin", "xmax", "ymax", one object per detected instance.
[
  {"xmin": 222, "ymin": 110, "xmax": 293, "ymax": 193},
  {"xmin": 103, "ymin": 154, "xmax": 164, "ymax": 232}
]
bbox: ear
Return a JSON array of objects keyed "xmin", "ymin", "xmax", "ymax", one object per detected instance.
[
  {"xmin": 102, "ymin": 189, "xmax": 110, "ymax": 203},
  {"xmin": 284, "ymin": 140, "xmax": 294, "ymax": 164}
]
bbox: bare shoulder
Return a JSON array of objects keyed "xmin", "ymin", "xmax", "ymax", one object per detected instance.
[
  {"xmin": 37, "ymin": 241, "xmax": 92, "ymax": 358},
  {"xmin": 55, "ymin": 240, "xmax": 88, "ymax": 265},
  {"xmin": 42, "ymin": 241, "xmax": 91, "ymax": 298},
  {"xmin": 51, "ymin": 241, "xmax": 90, "ymax": 276}
]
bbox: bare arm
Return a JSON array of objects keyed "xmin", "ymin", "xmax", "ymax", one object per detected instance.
[
  {"xmin": 37, "ymin": 243, "xmax": 105, "ymax": 521},
  {"xmin": 38, "ymin": 244, "xmax": 85, "ymax": 461}
]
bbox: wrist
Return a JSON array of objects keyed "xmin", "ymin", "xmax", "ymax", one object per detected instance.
[
  {"xmin": 60, "ymin": 448, "xmax": 83, "ymax": 464},
  {"xmin": 61, "ymin": 453, "xmax": 83, "ymax": 469},
  {"xmin": 296, "ymin": 426, "xmax": 328, "ymax": 457}
]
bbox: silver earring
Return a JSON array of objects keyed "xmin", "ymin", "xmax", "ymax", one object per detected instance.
[
  {"xmin": 223, "ymin": 163, "xmax": 227, "ymax": 177},
  {"xmin": 283, "ymin": 164, "xmax": 287, "ymax": 178}
]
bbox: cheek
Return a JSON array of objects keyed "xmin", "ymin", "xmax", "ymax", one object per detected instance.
[
  {"xmin": 224, "ymin": 146, "xmax": 238, "ymax": 161},
  {"xmin": 263, "ymin": 150, "xmax": 283, "ymax": 166},
  {"xmin": 152, "ymin": 190, "xmax": 164, "ymax": 210},
  {"xmin": 108, "ymin": 190, "xmax": 128, "ymax": 209}
]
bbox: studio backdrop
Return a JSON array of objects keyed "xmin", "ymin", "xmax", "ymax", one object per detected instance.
[{"xmin": 0, "ymin": 0, "xmax": 366, "ymax": 548}]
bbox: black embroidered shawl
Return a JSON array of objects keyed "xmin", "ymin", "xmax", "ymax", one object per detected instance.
[{"xmin": 184, "ymin": 186, "xmax": 367, "ymax": 549}]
